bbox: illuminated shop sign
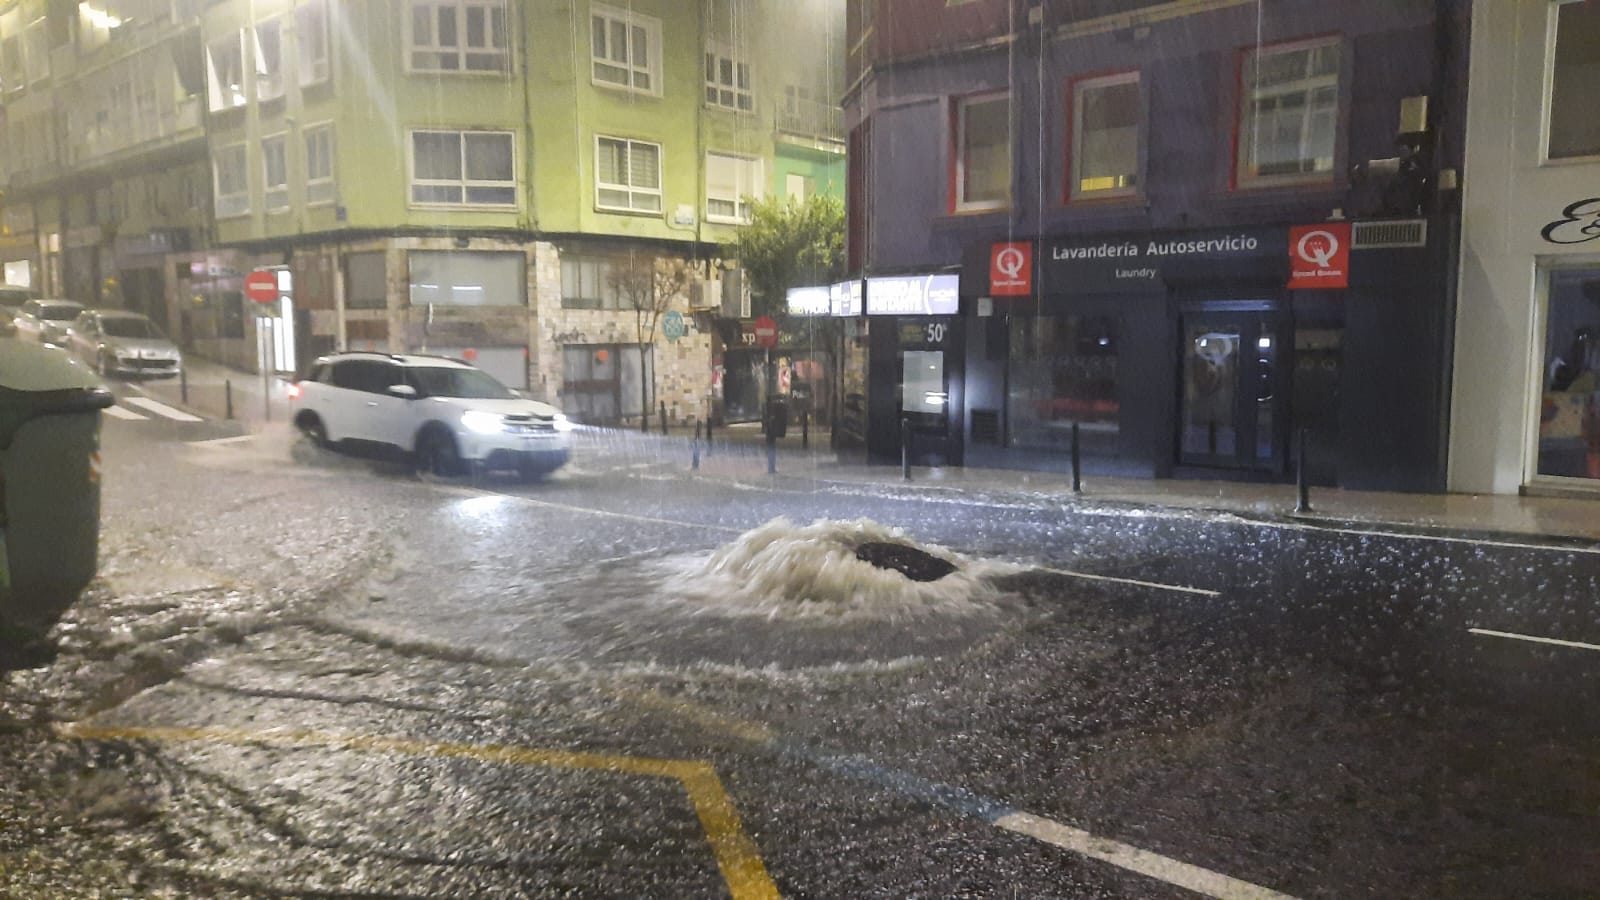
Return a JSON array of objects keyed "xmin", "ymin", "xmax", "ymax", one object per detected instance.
[
  {"xmin": 865, "ymin": 273, "xmax": 959, "ymax": 316},
  {"xmin": 830, "ymin": 279, "xmax": 863, "ymax": 317},
  {"xmin": 785, "ymin": 285, "xmax": 831, "ymax": 316}
]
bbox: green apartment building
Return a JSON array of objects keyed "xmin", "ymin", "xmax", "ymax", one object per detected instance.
[{"xmin": 1, "ymin": 0, "xmax": 845, "ymax": 427}]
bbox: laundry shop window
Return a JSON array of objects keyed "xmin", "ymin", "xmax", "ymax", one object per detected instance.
[
  {"xmin": 1236, "ymin": 37, "xmax": 1340, "ymax": 186},
  {"xmin": 1070, "ymin": 71, "xmax": 1140, "ymax": 199},
  {"xmin": 1548, "ymin": 0, "xmax": 1600, "ymax": 160},
  {"xmin": 1007, "ymin": 315, "xmax": 1120, "ymax": 451},
  {"xmin": 407, "ymin": 251, "xmax": 524, "ymax": 307},
  {"xmin": 1536, "ymin": 267, "xmax": 1600, "ymax": 481}
]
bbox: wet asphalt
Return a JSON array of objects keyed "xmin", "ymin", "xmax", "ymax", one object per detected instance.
[{"xmin": 2, "ymin": 399, "xmax": 1598, "ymax": 898}]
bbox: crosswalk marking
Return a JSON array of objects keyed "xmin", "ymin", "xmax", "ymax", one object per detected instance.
[
  {"xmin": 124, "ymin": 396, "xmax": 204, "ymax": 423},
  {"xmin": 104, "ymin": 405, "xmax": 148, "ymax": 421}
]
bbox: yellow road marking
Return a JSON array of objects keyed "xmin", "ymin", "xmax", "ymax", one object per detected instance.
[{"xmin": 58, "ymin": 724, "xmax": 779, "ymax": 900}]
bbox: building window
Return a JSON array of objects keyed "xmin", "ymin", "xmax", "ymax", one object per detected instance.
[
  {"xmin": 705, "ymin": 42, "xmax": 752, "ymax": 112},
  {"xmin": 1237, "ymin": 37, "xmax": 1340, "ymax": 186},
  {"xmin": 23, "ymin": 18, "xmax": 46, "ymax": 85},
  {"xmin": 560, "ymin": 253, "xmax": 626, "ymax": 309},
  {"xmin": 408, "ymin": 0, "xmax": 510, "ymax": 74},
  {"xmin": 1008, "ymin": 315, "xmax": 1120, "ymax": 452},
  {"xmin": 213, "ymin": 143, "xmax": 249, "ymax": 219},
  {"xmin": 591, "ymin": 4, "xmax": 660, "ymax": 95},
  {"xmin": 409, "ymin": 130, "xmax": 515, "ymax": 207},
  {"xmin": 1549, "ymin": 0, "xmax": 1600, "ymax": 160},
  {"xmin": 1070, "ymin": 72, "xmax": 1140, "ymax": 200},
  {"xmin": 254, "ymin": 18, "xmax": 284, "ymax": 101},
  {"xmin": 297, "ymin": 0, "xmax": 330, "ymax": 87},
  {"xmin": 345, "ymin": 252, "xmax": 387, "ymax": 309},
  {"xmin": 262, "ymin": 134, "xmax": 289, "ymax": 211},
  {"xmin": 207, "ymin": 31, "xmax": 246, "ymax": 112},
  {"xmin": 407, "ymin": 251, "xmax": 524, "ymax": 307},
  {"xmin": 562, "ymin": 344, "xmax": 653, "ymax": 424},
  {"xmin": 595, "ymin": 136, "xmax": 662, "ymax": 213},
  {"xmin": 706, "ymin": 152, "xmax": 761, "ymax": 223},
  {"xmin": 953, "ymin": 92, "xmax": 1010, "ymax": 211},
  {"xmin": 304, "ymin": 123, "xmax": 336, "ymax": 205},
  {"xmin": 0, "ymin": 35, "xmax": 20, "ymax": 91}
]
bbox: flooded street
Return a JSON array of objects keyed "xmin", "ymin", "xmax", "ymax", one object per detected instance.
[{"xmin": 3, "ymin": 411, "xmax": 1599, "ymax": 898}]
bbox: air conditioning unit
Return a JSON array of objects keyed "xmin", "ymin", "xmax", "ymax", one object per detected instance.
[{"xmin": 690, "ymin": 276, "xmax": 722, "ymax": 310}]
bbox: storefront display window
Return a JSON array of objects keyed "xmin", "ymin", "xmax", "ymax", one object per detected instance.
[
  {"xmin": 1007, "ymin": 315, "xmax": 1119, "ymax": 451},
  {"xmin": 1537, "ymin": 268, "xmax": 1600, "ymax": 480}
]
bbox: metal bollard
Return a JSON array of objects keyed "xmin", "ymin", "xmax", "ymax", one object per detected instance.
[
  {"xmin": 801, "ymin": 409, "xmax": 809, "ymax": 449},
  {"xmin": 1295, "ymin": 427, "xmax": 1312, "ymax": 513},
  {"xmin": 692, "ymin": 421, "xmax": 702, "ymax": 470},
  {"xmin": 1071, "ymin": 421, "xmax": 1082, "ymax": 494},
  {"xmin": 902, "ymin": 416, "xmax": 915, "ymax": 480},
  {"xmin": 225, "ymin": 379, "xmax": 234, "ymax": 420},
  {"xmin": 180, "ymin": 366, "xmax": 189, "ymax": 404},
  {"xmin": 705, "ymin": 415, "xmax": 714, "ymax": 456},
  {"xmin": 660, "ymin": 400, "xmax": 668, "ymax": 435},
  {"xmin": 767, "ymin": 434, "xmax": 777, "ymax": 474}
]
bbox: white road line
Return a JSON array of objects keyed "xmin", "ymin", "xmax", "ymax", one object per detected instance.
[
  {"xmin": 124, "ymin": 396, "xmax": 203, "ymax": 423},
  {"xmin": 1034, "ymin": 566, "xmax": 1220, "ymax": 597},
  {"xmin": 103, "ymin": 405, "xmax": 147, "ymax": 421},
  {"xmin": 1273, "ymin": 519, "xmax": 1600, "ymax": 556},
  {"xmin": 995, "ymin": 812, "xmax": 1298, "ymax": 900},
  {"xmin": 1468, "ymin": 627, "xmax": 1600, "ymax": 653},
  {"xmin": 438, "ymin": 485, "xmax": 747, "ymax": 534},
  {"xmin": 188, "ymin": 434, "xmax": 256, "ymax": 448}
]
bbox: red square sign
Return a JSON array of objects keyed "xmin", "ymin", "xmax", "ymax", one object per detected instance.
[
  {"xmin": 1288, "ymin": 223, "xmax": 1351, "ymax": 289},
  {"xmin": 990, "ymin": 241, "xmax": 1033, "ymax": 296}
]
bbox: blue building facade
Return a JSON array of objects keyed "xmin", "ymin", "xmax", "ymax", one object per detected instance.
[{"xmin": 843, "ymin": 0, "xmax": 1468, "ymax": 492}]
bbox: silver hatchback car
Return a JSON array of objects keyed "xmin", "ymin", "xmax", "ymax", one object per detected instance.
[{"xmin": 69, "ymin": 309, "xmax": 184, "ymax": 378}]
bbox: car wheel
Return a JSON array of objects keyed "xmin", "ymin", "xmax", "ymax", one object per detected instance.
[
  {"xmin": 298, "ymin": 415, "xmax": 329, "ymax": 448},
  {"xmin": 417, "ymin": 427, "xmax": 463, "ymax": 477}
]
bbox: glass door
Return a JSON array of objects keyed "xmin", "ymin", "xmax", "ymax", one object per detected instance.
[{"xmin": 1179, "ymin": 311, "xmax": 1286, "ymax": 471}]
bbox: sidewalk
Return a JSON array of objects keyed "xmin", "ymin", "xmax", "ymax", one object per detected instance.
[{"xmin": 141, "ymin": 357, "xmax": 1600, "ymax": 547}]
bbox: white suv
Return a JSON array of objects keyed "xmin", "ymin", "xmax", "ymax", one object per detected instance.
[{"xmin": 292, "ymin": 352, "xmax": 574, "ymax": 479}]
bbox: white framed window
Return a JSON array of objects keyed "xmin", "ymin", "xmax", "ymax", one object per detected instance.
[
  {"xmin": 254, "ymin": 18, "xmax": 285, "ymax": 102},
  {"xmin": 1070, "ymin": 71, "xmax": 1140, "ymax": 200},
  {"xmin": 262, "ymin": 133, "xmax": 289, "ymax": 211},
  {"xmin": 296, "ymin": 0, "xmax": 330, "ymax": 87},
  {"xmin": 706, "ymin": 152, "xmax": 761, "ymax": 223},
  {"xmin": 1237, "ymin": 37, "xmax": 1340, "ymax": 186},
  {"xmin": 408, "ymin": 0, "xmax": 510, "ymax": 74},
  {"xmin": 1548, "ymin": 0, "xmax": 1600, "ymax": 161},
  {"xmin": 213, "ymin": 143, "xmax": 249, "ymax": 219},
  {"xmin": 704, "ymin": 42, "xmax": 752, "ymax": 112},
  {"xmin": 304, "ymin": 123, "xmax": 336, "ymax": 206},
  {"xmin": 591, "ymin": 4, "xmax": 660, "ymax": 95},
  {"xmin": 560, "ymin": 253, "xmax": 628, "ymax": 309},
  {"xmin": 953, "ymin": 91, "xmax": 1010, "ymax": 211},
  {"xmin": 0, "ymin": 34, "xmax": 20, "ymax": 91},
  {"xmin": 595, "ymin": 136, "xmax": 662, "ymax": 213},
  {"xmin": 207, "ymin": 30, "xmax": 246, "ymax": 112},
  {"xmin": 409, "ymin": 129, "xmax": 516, "ymax": 207},
  {"xmin": 23, "ymin": 18, "xmax": 47, "ymax": 85}
]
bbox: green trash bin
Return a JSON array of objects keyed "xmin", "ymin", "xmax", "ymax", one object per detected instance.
[{"xmin": 0, "ymin": 337, "xmax": 114, "ymax": 642}]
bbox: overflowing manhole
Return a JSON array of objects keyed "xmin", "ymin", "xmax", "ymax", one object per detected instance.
[{"xmin": 852, "ymin": 541, "xmax": 959, "ymax": 582}]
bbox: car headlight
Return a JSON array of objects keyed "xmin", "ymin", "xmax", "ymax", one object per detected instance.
[
  {"xmin": 460, "ymin": 410, "xmax": 506, "ymax": 434},
  {"xmin": 553, "ymin": 413, "xmax": 576, "ymax": 433}
]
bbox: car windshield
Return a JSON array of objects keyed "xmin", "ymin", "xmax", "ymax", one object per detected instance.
[
  {"xmin": 101, "ymin": 317, "xmax": 163, "ymax": 339},
  {"xmin": 39, "ymin": 304, "xmax": 80, "ymax": 321},
  {"xmin": 409, "ymin": 366, "xmax": 516, "ymax": 400}
]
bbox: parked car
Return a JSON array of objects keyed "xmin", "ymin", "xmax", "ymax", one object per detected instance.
[
  {"xmin": 12, "ymin": 298, "xmax": 85, "ymax": 345},
  {"xmin": 291, "ymin": 352, "xmax": 574, "ymax": 479},
  {"xmin": 68, "ymin": 309, "xmax": 183, "ymax": 378},
  {"xmin": 0, "ymin": 285, "xmax": 35, "ymax": 335}
]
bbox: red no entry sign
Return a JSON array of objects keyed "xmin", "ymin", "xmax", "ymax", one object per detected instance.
[
  {"xmin": 752, "ymin": 315, "xmax": 778, "ymax": 349},
  {"xmin": 245, "ymin": 269, "xmax": 278, "ymax": 303}
]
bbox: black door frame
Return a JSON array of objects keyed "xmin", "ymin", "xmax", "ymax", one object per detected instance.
[{"xmin": 1175, "ymin": 300, "xmax": 1291, "ymax": 473}]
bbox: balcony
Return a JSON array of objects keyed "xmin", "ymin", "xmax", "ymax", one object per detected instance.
[{"xmin": 775, "ymin": 96, "xmax": 844, "ymax": 145}]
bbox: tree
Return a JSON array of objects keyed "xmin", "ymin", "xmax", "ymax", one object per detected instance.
[
  {"xmin": 728, "ymin": 193, "xmax": 845, "ymax": 317},
  {"xmin": 608, "ymin": 253, "xmax": 695, "ymax": 430}
]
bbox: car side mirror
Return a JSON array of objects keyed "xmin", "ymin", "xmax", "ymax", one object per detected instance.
[{"xmin": 388, "ymin": 384, "xmax": 418, "ymax": 398}]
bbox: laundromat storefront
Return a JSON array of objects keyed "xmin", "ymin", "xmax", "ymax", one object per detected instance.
[{"xmin": 939, "ymin": 219, "xmax": 1455, "ymax": 492}]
